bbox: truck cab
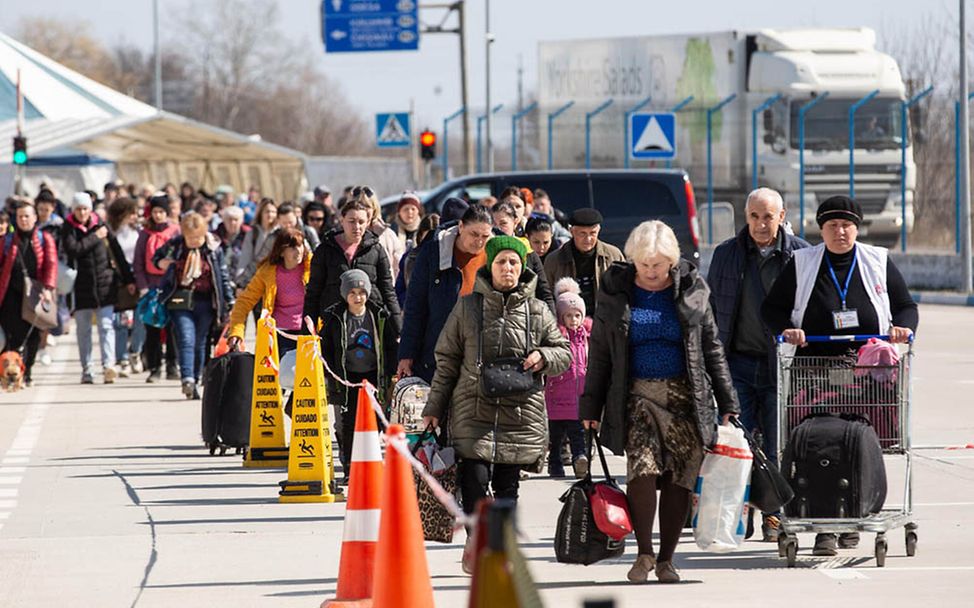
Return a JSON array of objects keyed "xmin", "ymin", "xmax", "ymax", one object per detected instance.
[{"xmin": 750, "ymin": 28, "xmax": 914, "ymax": 246}]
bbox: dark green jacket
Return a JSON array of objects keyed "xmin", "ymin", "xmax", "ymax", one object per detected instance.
[{"xmin": 423, "ymin": 267, "xmax": 571, "ymax": 467}]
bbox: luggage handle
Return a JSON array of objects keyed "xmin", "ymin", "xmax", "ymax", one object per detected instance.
[
  {"xmin": 585, "ymin": 428, "xmax": 615, "ymax": 485},
  {"xmin": 410, "ymin": 423, "xmax": 441, "ymax": 456},
  {"xmin": 777, "ymin": 333, "xmax": 914, "ymax": 344}
]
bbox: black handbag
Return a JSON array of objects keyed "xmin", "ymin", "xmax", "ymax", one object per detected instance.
[
  {"xmin": 731, "ymin": 418, "xmax": 794, "ymax": 513},
  {"xmin": 474, "ymin": 293, "xmax": 539, "ymax": 399},
  {"xmin": 105, "ymin": 239, "xmax": 138, "ymax": 312},
  {"xmin": 166, "ymin": 288, "xmax": 195, "ymax": 311}
]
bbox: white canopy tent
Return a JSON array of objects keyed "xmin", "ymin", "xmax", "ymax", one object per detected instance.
[{"xmin": 0, "ymin": 32, "xmax": 307, "ymax": 201}]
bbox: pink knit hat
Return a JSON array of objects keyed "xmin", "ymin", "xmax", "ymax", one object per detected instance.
[{"xmin": 554, "ymin": 277, "xmax": 586, "ymax": 320}]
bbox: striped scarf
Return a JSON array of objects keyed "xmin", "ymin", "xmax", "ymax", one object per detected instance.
[{"xmin": 180, "ymin": 248, "xmax": 202, "ymax": 287}]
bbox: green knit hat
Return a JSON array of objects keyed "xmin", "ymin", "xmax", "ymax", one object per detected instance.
[{"xmin": 485, "ymin": 235, "xmax": 529, "ymax": 268}]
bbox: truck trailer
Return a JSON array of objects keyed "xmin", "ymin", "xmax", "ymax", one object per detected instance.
[{"xmin": 538, "ymin": 28, "xmax": 915, "ymax": 246}]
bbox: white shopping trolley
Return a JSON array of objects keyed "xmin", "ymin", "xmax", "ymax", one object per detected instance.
[{"xmin": 775, "ymin": 333, "xmax": 916, "ymax": 568}]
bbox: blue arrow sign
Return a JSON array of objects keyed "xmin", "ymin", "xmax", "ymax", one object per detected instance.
[
  {"xmin": 630, "ymin": 112, "xmax": 677, "ymax": 160},
  {"xmin": 375, "ymin": 112, "xmax": 411, "ymax": 148},
  {"xmin": 321, "ymin": 0, "xmax": 419, "ymax": 53}
]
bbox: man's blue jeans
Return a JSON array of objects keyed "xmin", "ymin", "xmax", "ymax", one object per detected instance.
[
  {"xmin": 727, "ymin": 352, "xmax": 778, "ymax": 465},
  {"xmin": 169, "ymin": 297, "xmax": 214, "ymax": 382},
  {"xmin": 75, "ymin": 306, "xmax": 116, "ymax": 374}
]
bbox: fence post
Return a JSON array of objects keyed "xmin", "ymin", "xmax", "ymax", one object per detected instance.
[
  {"xmin": 623, "ymin": 95, "xmax": 653, "ymax": 169},
  {"xmin": 475, "ymin": 104, "xmax": 503, "ymax": 174},
  {"xmin": 511, "ymin": 102, "xmax": 538, "ymax": 171},
  {"xmin": 706, "ymin": 94, "xmax": 737, "ymax": 245},
  {"xmin": 585, "ymin": 98, "xmax": 614, "ymax": 170},
  {"xmin": 900, "ymin": 86, "xmax": 933, "ymax": 252},
  {"xmin": 666, "ymin": 96, "xmax": 694, "ymax": 169},
  {"xmin": 547, "ymin": 101, "xmax": 575, "ymax": 170},
  {"xmin": 848, "ymin": 89, "xmax": 879, "ymax": 198},
  {"xmin": 442, "ymin": 107, "xmax": 465, "ymax": 180},
  {"xmin": 752, "ymin": 93, "xmax": 783, "ymax": 191},
  {"xmin": 798, "ymin": 92, "xmax": 830, "ymax": 239}
]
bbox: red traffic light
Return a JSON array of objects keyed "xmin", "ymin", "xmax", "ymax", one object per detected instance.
[
  {"xmin": 420, "ymin": 131, "xmax": 436, "ymax": 147},
  {"xmin": 419, "ymin": 130, "xmax": 436, "ymax": 160}
]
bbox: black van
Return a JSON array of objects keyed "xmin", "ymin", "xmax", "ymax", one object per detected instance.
[{"xmin": 384, "ymin": 169, "xmax": 701, "ymax": 260}]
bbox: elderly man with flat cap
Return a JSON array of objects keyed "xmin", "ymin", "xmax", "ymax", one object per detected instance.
[{"xmin": 543, "ymin": 208, "xmax": 625, "ymax": 315}]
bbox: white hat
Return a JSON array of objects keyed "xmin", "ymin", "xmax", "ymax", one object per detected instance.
[{"xmin": 71, "ymin": 192, "xmax": 93, "ymax": 210}]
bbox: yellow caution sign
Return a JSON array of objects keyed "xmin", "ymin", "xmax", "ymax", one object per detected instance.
[
  {"xmin": 279, "ymin": 335, "xmax": 343, "ymax": 503},
  {"xmin": 243, "ymin": 313, "xmax": 289, "ymax": 468}
]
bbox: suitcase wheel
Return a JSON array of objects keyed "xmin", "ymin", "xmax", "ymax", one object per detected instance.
[
  {"xmin": 784, "ymin": 537, "xmax": 798, "ymax": 568},
  {"xmin": 235, "ymin": 447, "xmax": 244, "ymax": 455},
  {"xmin": 219, "ymin": 445, "xmax": 228, "ymax": 456},
  {"xmin": 208, "ymin": 442, "xmax": 217, "ymax": 456},
  {"xmin": 905, "ymin": 530, "xmax": 917, "ymax": 557},
  {"xmin": 875, "ymin": 534, "xmax": 887, "ymax": 567}
]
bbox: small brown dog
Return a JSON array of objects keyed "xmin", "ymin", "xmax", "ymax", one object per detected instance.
[{"xmin": 1, "ymin": 351, "xmax": 26, "ymax": 392}]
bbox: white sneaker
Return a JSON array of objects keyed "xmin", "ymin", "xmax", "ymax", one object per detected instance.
[
  {"xmin": 46, "ymin": 335, "xmax": 58, "ymax": 346},
  {"xmin": 104, "ymin": 367, "xmax": 118, "ymax": 384},
  {"xmin": 129, "ymin": 353, "xmax": 144, "ymax": 374},
  {"xmin": 38, "ymin": 350, "xmax": 52, "ymax": 366},
  {"xmin": 118, "ymin": 361, "xmax": 130, "ymax": 378}
]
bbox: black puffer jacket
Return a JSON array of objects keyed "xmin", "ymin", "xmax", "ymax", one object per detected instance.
[
  {"xmin": 60, "ymin": 215, "xmax": 134, "ymax": 311},
  {"xmin": 303, "ymin": 228, "xmax": 401, "ymax": 332},
  {"xmin": 579, "ymin": 261, "xmax": 740, "ymax": 454}
]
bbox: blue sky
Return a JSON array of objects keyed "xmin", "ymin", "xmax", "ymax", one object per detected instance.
[{"xmin": 0, "ymin": 0, "xmax": 959, "ymax": 127}]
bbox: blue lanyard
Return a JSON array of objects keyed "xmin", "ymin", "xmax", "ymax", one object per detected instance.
[{"xmin": 825, "ymin": 247, "xmax": 858, "ymax": 310}]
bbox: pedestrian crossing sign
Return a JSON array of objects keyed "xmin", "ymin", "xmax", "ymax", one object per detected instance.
[
  {"xmin": 376, "ymin": 112, "xmax": 411, "ymax": 148},
  {"xmin": 630, "ymin": 112, "xmax": 676, "ymax": 160}
]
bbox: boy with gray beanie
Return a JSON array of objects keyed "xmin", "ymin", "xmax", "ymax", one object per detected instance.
[{"xmin": 320, "ymin": 269, "xmax": 399, "ymax": 482}]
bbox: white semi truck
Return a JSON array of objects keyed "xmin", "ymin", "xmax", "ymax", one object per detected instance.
[{"xmin": 538, "ymin": 28, "xmax": 916, "ymax": 245}]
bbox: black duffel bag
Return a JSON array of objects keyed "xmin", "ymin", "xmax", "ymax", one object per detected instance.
[
  {"xmin": 731, "ymin": 418, "xmax": 794, "ymax": 513},
  {"xmin": 553, "ymin": 472, "xmax": 626, "ymax": 565}
]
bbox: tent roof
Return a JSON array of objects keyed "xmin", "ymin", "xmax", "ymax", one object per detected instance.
[{"xmin": 0, "ymin": 32, "xmax": 306, "ymax": 164}]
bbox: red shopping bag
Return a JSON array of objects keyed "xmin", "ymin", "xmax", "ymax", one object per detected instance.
[{"xmin": 588, "ymin": 430, "xmax": 633, "ymax": 541}]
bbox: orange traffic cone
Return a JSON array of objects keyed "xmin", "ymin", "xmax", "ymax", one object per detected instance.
[
  {"xmin": 371, "ymin": 424, "xmax": 435, "ymax": 608},
  {"xmin": 322, "ymin": 383, "xmax": 384, "ymax": 607}
]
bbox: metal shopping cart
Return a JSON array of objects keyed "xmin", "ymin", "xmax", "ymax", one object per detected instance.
[{"xmin": 774, "ymin": 334, "xmax": 916, "ymax": 568}]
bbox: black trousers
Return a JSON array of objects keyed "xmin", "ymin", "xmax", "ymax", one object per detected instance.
[
  {"xmin": 144, "ymin": 324, "xmax": 177, "ymax": 372},
  {"xmin": 1, "ymin": 287, "xmax": 41, "ymax": 380},
  {"xmin": 459, "ymin": 458, "xmax": 521, "ymax": 515},
  {"xmin": 338, "ymin": 371, "xmax": 377, "ymax": 472}
]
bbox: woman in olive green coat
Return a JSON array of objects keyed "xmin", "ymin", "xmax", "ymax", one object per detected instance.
[{"xmin": 423, "ymin": 236, "xmax": 570, "ymax": 517}]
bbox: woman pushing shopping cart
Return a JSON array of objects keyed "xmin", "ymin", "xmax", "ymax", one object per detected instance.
[{"xmin": 760, "ymin": 195, "xmax": 919, "ymax": 566}]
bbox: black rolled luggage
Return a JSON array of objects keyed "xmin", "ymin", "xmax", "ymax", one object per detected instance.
[
  {"xmin": 201, "ymin": 351, "xmax": 254, "ymax": 454},
  {"xmin": 781, "ymin": 413, "xmax": 887, "ymax": 519}
]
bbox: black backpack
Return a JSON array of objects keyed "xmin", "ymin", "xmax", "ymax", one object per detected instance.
[{"xmin": 781, "ymin": 413, "xmax": 887, "ymax": 519}]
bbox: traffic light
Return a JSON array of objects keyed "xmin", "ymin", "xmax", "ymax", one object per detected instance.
[
  {"xmin": 12, "ymin": 135, "xmax": 27, "ymax": 165},
  {"xmin": 420, "ymin": 130, "xmax": 436, "ymax": 160}
]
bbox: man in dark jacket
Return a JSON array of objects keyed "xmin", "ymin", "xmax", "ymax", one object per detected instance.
[
  {"xmin": 544, "ymin": 208, "xmax": 625, "ymax": 316},
  {"xmin": 707, "ymin": 187, "xmax": 808, "ymax": 542},
  {"xmin": 61, "ymin": 192, "xmax": 136, "ymax": 384}
]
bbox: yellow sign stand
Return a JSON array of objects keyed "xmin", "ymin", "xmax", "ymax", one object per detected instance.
[
  {"xmin": 243, "ymin": 313, "xmax": 289, "ymax": 468},
  {"xmin": 279, "ymin": 335, "xmax": 343, "ymax": 503}
]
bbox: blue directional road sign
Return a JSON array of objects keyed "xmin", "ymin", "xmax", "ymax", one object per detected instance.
[
  {"xmin": 321, "ymin": 0, "xmax": 419, "ymax": 53},
  {"xmin": 630, "ymin": 112, "xmax": 677, "ymax": 160},
  {"xmin": 375, "ymin": 112, "xmax": 411, "ymax": 148}
]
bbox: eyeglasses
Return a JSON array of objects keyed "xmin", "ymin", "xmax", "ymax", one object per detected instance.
[
  {"xmin": 307, "ymin": 215, "xmax": 326, "ymax": 223},
  {"xmin": 351, "ymin": 185, "xmax": 375, "ymax": 198}
]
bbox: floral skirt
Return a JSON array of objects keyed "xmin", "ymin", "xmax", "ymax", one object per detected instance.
[{"xmin": 625, "ymin": 377, "xmax": 704, "ymax": 491}]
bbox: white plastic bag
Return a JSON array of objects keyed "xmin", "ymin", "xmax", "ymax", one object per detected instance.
[
  {"xmin": 692, "ymin": 424, "xmax": 753, "ymax": 553},
  {"xmin": 278, "ymin": 349, "xmax": 297, "ymax": 390}
]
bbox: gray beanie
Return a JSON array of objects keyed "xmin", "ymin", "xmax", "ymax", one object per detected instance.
[{"xmin": 340, "ymin": 269, "xmax": 372, "ymax": 299}]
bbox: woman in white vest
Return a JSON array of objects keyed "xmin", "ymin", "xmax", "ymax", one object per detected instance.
[{"xmin": 761, "ymin": 194, "xmax": 918, "ymax": 556}]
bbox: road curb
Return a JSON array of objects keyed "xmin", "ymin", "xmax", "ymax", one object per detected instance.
[{"xmin": 912, "ymin": 292, "xmax": 974, "ymax": 306}]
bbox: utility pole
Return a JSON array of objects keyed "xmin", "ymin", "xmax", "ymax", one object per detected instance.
[
  {"xmin": 517, "ymin": 54, "xmax": 524, "ymax": 112},
  {"xmin": 420, "ymin": 3, "xmax": 471, "ymax": 174},
  {"xmin": 962, "ymin": 0, "xmax": 973, "ymax": 293},
  {"xmin": 15, "ymin": 69, "xmax": 24, "ymax": 195},
  {"xmin": 153, "ymin": 0, "xmax": 162, "ymax": 110},
  {"xmin": 485, "ymin": 0, "xmax": 494, "ymax": 172}
]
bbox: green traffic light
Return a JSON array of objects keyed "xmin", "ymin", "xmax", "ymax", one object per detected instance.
[{"xmin": 13, "ymin": 150, "xmax": 27, "ymax": 165}]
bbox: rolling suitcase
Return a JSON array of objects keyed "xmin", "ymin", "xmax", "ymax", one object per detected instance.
[
  {"xmin": 781, "ymin": 413, "xmax": 887, "ymax": 519},
  {"xmin": 201, "ymin": 351, "xmax": 254, "ymax": 455}
]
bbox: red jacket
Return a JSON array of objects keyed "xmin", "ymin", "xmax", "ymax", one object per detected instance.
[{"xmin": 0, "ymin": 229, "xmax": 58, "ymax": 303}]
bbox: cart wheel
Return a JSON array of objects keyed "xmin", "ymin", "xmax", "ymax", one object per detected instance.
[
  {"xmin": 219, "ymin": 445, "xmax": 227, "ymax": 456},
  {"xmin": 905, "ymin": 531, "xmax": 918, "ymax": 557},
  {"xmin": 777, "ymin": 533, "xmax": 790, "ymax": 558},
  {"xmin": 208, "ymin": 443, "xmax": 217, "ymax": 456},
  {"xmin": 875, "ymin": 537, "xmax": 887, "ymax": 567},
  {"xmin": 235, "ymin": 447, "xmax": 244, "ymax": 455},
  {"xmin": 785, "ymin": 541, "xmax": 798, "ymax": 568}
]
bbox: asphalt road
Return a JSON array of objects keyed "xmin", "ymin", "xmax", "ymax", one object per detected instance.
[{"xmin": 0, "ymin": 304, "xmax": 971, "ymax": 607}]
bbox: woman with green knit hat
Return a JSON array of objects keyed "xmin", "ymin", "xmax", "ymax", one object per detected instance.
[{"xmin": 423, "ymin": 233, "xmax": 571, "ymax": 573}]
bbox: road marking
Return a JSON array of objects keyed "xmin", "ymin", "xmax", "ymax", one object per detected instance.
[
  {"xmin": 0, "ymin": 476, "xmax": 23, "ymax": 485},
  {"xmin": 866, "ymin": 566, "xmax": 974, "ymax": 571},
  {"xmin": 820, "ymin": 569, "xmax": 867, "ymax": 580},
  {"xmin": 0, "ymin": 467, "xmax": 26, "ymax": 474},
  {"xmin": 0, "ymin": 488, "xmax": 18, "ymax": 498},
  {"xmin": 0, "ymin": 500, "xmax": 15, "ymax": 508},
  {"xmin": 2, "ymin": 457, "xmax": 28, "ymax": 464},
  {"xmin": 0, "ymin": 512, "xmax": 9, "ymax": 520}
]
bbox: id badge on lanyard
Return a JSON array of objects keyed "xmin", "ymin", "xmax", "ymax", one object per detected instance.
[{"xmin": 827, "ymin": 248, "xmax": 859, "ymax": 330}]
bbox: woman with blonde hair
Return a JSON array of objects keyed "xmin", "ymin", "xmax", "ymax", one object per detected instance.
[
  {"xmin": 154, "ymin": 212, "xmax": 234, "ymax": 399},
  {"xmin": 580, "ymin": 220, "xmax": 739, "ymax": 584}
]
